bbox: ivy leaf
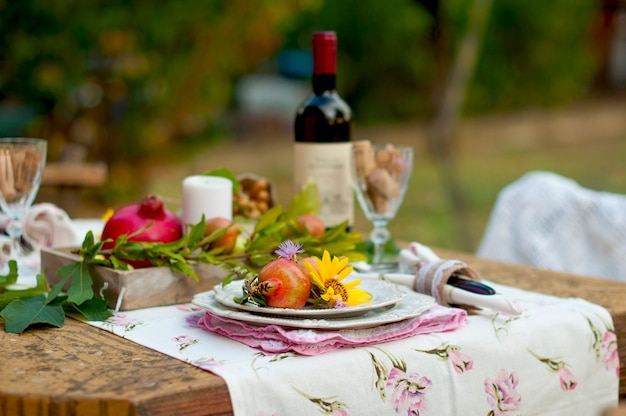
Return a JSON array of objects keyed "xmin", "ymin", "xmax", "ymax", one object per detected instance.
[
  {"xmin": 56, "ymin": 261, "xmax": 94, "ymax": 305},
  {"xmin": 0, "ymin": 260, "xmax": 18, "ymax": 287},
  {"xmin": 0, "ymin": 274, "xmax": 49, "ymax": 311},
  {"xmin": 46, "ymin": 266, "xmax": 72, "ymax": 302},
  {"xmin": 66, "ymin": 297, "xmax": 112, "ymax": 321},
  {"xmin": 1, "ymin": 296, "xmax": 65, "ymax": 334}
]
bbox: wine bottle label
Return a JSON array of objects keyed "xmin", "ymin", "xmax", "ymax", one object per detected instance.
[{"xmin": 293, "ymin": 142, "xmax": 354, "ymax": 228}]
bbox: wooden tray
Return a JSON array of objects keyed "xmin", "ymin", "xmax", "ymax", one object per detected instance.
[{"xmin": 40, "ymin": 247, "xmax": 228, "ymax": 310}]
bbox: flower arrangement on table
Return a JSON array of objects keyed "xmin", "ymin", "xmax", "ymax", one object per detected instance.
[
  {"xmin": 0, "ymin": 169, "xmax": 369, "ymax": 332},
  {"xmin": 233, "ymin": 240, "xmax": 372, "ymax": 310}
]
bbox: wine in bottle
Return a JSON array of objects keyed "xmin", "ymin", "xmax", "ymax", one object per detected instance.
[{"xmin": 293, "ymin": 31, "xmax": 353, "ymax": 229}]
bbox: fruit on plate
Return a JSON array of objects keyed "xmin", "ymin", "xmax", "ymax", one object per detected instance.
[
  {"xmin": 256, "ymin": 257, "xmax": 311, "ymax": 309},
  {"xmin": 101, "ymin": 195, "xmax": 183, "ymax": 268},
  {"xmin": 204, "ymin": 217, "xmax": 241, "ymax": 254}
]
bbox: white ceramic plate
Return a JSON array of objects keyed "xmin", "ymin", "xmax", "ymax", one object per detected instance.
[
  {"xmin": 192, "ymin": 282, "xmax": 436, "ymax": 330},
  {"xmin": 212, "ymin": 278, "xmax": 407, "ymax": 318}
]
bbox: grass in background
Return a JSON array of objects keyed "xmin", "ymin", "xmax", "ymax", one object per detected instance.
[{"xmin": 389, "ymin": 135, "xmax": 626, "ymax": 252}]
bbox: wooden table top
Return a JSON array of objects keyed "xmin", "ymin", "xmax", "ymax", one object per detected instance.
[{"xmin": 2, "ymin": 251, "xmax": 625, "ymax": 416}]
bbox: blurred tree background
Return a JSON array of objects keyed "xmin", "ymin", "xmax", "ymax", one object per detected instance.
[{"xmin": 1, "ymin": 0, "xmax": 625, "ymax": 249}]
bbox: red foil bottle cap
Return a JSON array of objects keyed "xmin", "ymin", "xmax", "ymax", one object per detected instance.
[{"xmin": 312, "ymin": 31, "xmax": 337, "ymax": 75}]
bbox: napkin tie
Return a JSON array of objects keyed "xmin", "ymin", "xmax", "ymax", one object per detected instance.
[{"xmin": 415, "ymin": 259, "xmax": 482, "ymax": 307}]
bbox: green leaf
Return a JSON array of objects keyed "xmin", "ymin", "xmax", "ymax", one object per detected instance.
[
  {"xmin": 168, "ymin": 259, "xmax": 199, "ymax": 281},
  {"xmin": 107, "ymin": 256, "xmax": 127, "ymax": 269},
  {"xmin": 1, "ymin": 296, "xmax": 65, "ymax": 334},
  {"xmin": 286, "ymin": 181, "xmax": 320, "ymax": 220},
  {"xmin": 79, "ymin": 231, "xmax": 106, "ymax": 261},
  {"xmin": 0, "ymin": 260, "xmax": 19, "ymax": 287},
  {"xmin": 186, "ymin": 218, "xmax": 207, "ymax": 248},
  {"xmin": 0, "ymin": 274, "xmax": 49, "ymax": 311},
  {"xmin": 46, "ymin": 267, "xmax": 72, "ymax": 302},
  {"xmin": 55, "ymin": 261, "xmax": 94, "ymax": 305},
  {"xmin": 67, "ymin": 297, "xmax": 112, "ymax": 321},
  {"xmin": 254, "ymin": 205, "xmax": 283, "ymax": 233}
]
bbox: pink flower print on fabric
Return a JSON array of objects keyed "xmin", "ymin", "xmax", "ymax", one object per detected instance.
[
  {"xmin": 601, "ymin": 331, "xmax": 620, "ymax": 378},
  {"xmin": 190, "ymin": 357, "xmax": 224, "ymax": 371},
  {"xmin": 105, "ymin": 313, "xmax": 137, "ymax": 326},
  {"xmin": 484, "ymin": 369, "xmax": 522, "ymax": 416},
  {"xmin": 104, "ymin": 313, "xmax": 142, "ymax": 332},
  {"xmin": 293, "ymin": 386, "xmax": 349, "ymax": 415},
  {"xmin": 172, "ymin": 334, "xmax": 199, "ymax": 352},
  {"xmin": 414, "ymin": 343, "xmax": 474, "ymax": 374},
  {"xmin": 448, "ymin": 349, "xmax": 473, "ymax": 374},
  {"xmin": 184, "ymin": 313, "xmax": 204, "ymax": 328},
  {"xmin": 173, "ymin": 335, "xmax": 194, "ymax": 344},
  {"xmin": 176, "ymin": 303, "xmax": 203, "ymax": 313},
  {"xmin": 558, "ymin": 367, "xmax": 577, "ymax": 391},
  {"xmin": 386, "ymin": 367, "xmax": 432, "ymax": 416},
  {"xmin": 528, "ymin": 349, "xmax": 577, "ymax": 392}
]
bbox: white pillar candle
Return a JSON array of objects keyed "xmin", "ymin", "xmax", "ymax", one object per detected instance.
[{"xmin": 182, "ymin": 175, "xmax": 233, "ymax": 225}]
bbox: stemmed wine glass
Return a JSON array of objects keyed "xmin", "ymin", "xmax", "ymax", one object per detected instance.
[
  {"xmin": 352, "ymin": 141, "xmax": 413, "ymax": 264},
  {"xmin": 0, "ymin": 138, "xmax": 47, "ymax": 278}
]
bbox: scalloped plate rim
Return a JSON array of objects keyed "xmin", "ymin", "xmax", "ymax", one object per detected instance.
[
  {"xmin": 192, "ymin": 286, "xmax": 436, "ymax": 330},
  {"xmin": 212, "ymin": 278, "xmax": 407, "ymax": 318}
]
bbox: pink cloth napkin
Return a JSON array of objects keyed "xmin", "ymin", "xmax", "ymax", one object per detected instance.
[{"xmin": 197, "ymin": 304, "xmax": 467, "ymax": 355}]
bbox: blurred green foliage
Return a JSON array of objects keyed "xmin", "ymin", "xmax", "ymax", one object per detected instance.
[
  {"xmin": 1, "ymin": 0, "xmax": 597, "ymax": 165},
  {"xmin": 466, "ymin": 0, "xmax": 596, "ymax": 112},
  {"xmin": 1, "ymin": 0, "xmax": 320, "ymax": 164}
]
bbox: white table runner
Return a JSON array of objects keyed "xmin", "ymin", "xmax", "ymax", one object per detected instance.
[{"xmin": 86, "ymin": 281, "xmax": 619, "ymax": 416}]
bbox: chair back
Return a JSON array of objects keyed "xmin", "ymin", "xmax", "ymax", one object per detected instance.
[{"xmin": 476, "ymin": 171, "xmax": 626, "ymax": 280}]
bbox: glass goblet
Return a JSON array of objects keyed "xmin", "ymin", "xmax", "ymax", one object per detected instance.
[
  {"xmin": 0, "ymin": 138, "xmax": 47, "ymax": 278},
  {"xmin": 352, "ymin": 142, "xmax": 413, "ymax": 264}
]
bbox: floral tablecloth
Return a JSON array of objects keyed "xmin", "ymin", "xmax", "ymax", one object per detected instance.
[{"xmin": 86, "ymin": 281, "xmax": 619, "ymax": 416}]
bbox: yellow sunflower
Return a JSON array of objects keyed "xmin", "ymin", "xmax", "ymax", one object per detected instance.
[{"xmin": 304, "ymin": 250, "xmax": 372, "ymax": 308}]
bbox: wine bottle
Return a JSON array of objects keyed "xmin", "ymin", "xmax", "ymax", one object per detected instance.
[{"xmin": 293, "ymin": 31, "xmax": 353, "ymax": 229}]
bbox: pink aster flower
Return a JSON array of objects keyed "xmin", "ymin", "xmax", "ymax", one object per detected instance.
[
  {"xmin": 386, "ymin": 367, "xmax": 432, "ymax": 415},
  {"xmin": 274, "ymin": 240, "xmax": 305, "ymax": 261}
]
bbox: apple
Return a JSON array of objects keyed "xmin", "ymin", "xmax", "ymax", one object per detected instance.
[
  {"xmin": 257, "ymin": 258, "xmax": 311, "ymax": 309},
  {"xmin": 204, "ymin": 217, "xmax": 241, "ymax": 254},
  {"xmin": 296, "ymin": 213, "xmax": 325, "ymax": 238}
]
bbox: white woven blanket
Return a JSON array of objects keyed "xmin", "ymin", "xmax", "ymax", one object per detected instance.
[{"xmin": 477, "ymin": 171, "xmax": 626, "ymax": 280}]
